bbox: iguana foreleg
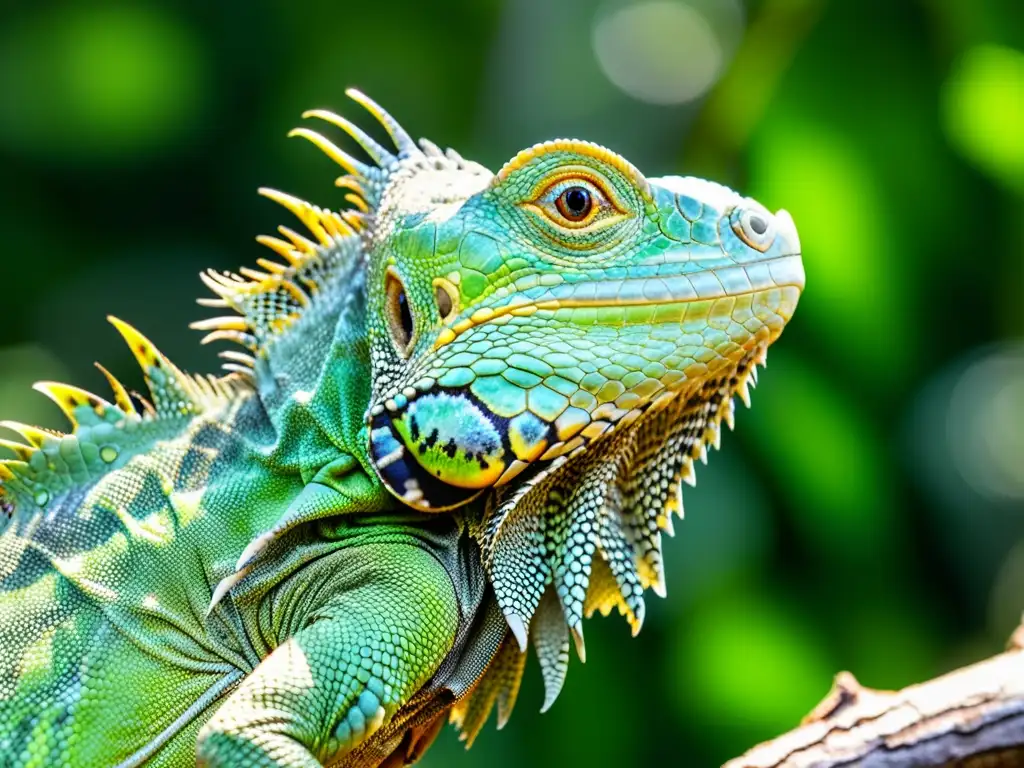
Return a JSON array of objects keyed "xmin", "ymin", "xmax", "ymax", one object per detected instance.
[{"xmin": 196, "ymin": 544, "xmax": 457, "ymax": 768}]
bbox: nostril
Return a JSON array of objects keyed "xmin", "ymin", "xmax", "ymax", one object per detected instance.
[
  {"xmin": 748, "ymin": 215, "xmax": 768, "ymax": 235},
  {"xmin": 435, "ymin": 285, "xmax": 453, "ymax": 318},
  {"xmin": 433, "ymin": 279, "xmax": 459, "ymax": 322}
]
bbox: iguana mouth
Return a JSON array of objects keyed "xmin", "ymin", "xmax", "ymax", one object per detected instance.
[{"xmin": 433, "ymin": 253, "xmax": 804, "ymax": 351}]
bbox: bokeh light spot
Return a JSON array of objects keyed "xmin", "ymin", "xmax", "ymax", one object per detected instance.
[
  {"xmin": 942, "ymin": 44, "xmax": 1024, "ymax": 192},
  {"xmin": 0, "ymin": 5, "xmax": 207, "ymax": 159},
  {"xmin": 673, "ymin": 587, "xmax": 833, "ymax": 736},
  {"xmin": 592, "ymin": 1, "xmax": 742, "ymax": 105},
  {"xmin": 947, "ymin": 346, "xmax": 1024, "ymax": 501}
]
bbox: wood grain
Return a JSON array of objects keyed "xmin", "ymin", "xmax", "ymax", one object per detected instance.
[{"xmin": 724, "ymin": 624, "xmax": 1024, "ymax": 767}]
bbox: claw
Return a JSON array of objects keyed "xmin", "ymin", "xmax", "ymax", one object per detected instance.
[
  {"xmin": 506, "ymin": 613, "xmax": 529, "ymax": 653},
  {"xmin": 569, "ymin": 623, "xmax": 586, "ymax": 663}
]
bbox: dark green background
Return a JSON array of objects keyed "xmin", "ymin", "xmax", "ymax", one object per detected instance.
[{"xmin": 1, "ymin": 0, "xmax": 1022, "ymax": 765}]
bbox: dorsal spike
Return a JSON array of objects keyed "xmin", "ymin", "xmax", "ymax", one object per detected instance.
[
  {"xmin": 134, "ymin": 393, "xmax": 157, "ymax": 418},
  {"xmin": 107, "ymin": 317, "xmax": 203, "ymax": 417},
  {"xmin": 108, "ymin": 317, "xmax": 176, "ymax": 376},
  {"xmin": 196, "ymin": 328, "xmax": 259, "ymax": 350},
  {"xmin": 189, "ymin": 375, "xmax": 212, "ymax": 399},
  {"xmin": 199, "ymin": 270, "xmax": 238, "ymax": 301},
  {"xmin": 259, "ymin": 188, "xmax": 334, "ymax": 246},
  {"xmin": 219, "ymin": 363, "xmax": 254, "ymax": 377},
  {"xmin": 419, "ymin": 137, "xmax": 443, "ymax": 157},
  {"xmin": 255, "ymin": 235, "xmax": 303, "ymax": 266},
  {"xmin": 255, "ymin": 257, "xmax": 289, "ymax": 275},
  {"xmin": 32, "ymin": 382, "xmax": 116, "ymax": 430},
  {"xmin": 315, "ymin": 209, "xmax": 351, "ymax": 238},
  {"xmin": 237, "ymin": 266, "xmax": 272, "ymax": 282},
  {"xmin": 196, "ymin": 297, "xmax": 229, "ymax": 308},
  {"xmin": 334, "ymin": 176, "xmax": 366, "ymax": 199},
  {"xmin": 218, "ymin": 350, "xmax": 256, "ymax": 368},
  {"xmin": 196, "ymin": 197, "xmax": 363, "ymax": 368},
  {"xmin": 287, "ymin": 127, "xmax": 371, "ymax": 179},
  {"xmin": 301, "ymin": 109, "xmax": 395, "ymax": 167},
  {"xmin": 340, "ymin": 211, "xmax": 364, "ymax": 231},
  {"xmin": 0, "ymin": 439, "xmax": 34, "ymax": 462},
  {"xmin": 277, "ymin": 226, "xmax": 318, "ymax": 255},
  {"xmin": 344, "ymin": 194, "xmax": 369, "ymax": 214},
  {"xmin": 281, "ymin": 279, "xmax": 312, "ymax": 306},
  {"xmin": 0, "ymin": 421, "xmax": 61, "ymax": 448},
  {"xmin": 189, "ymin": 316, "xmax": 251, "ymax": 333},
  {"xmin": 344, "ymin": 88, "xmax": 421, "ymax": 157}
]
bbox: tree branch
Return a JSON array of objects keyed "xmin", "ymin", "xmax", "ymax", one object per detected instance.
[{"xmin": 724, "ymin": 623, "xmax": 1024, "ymax": 767}]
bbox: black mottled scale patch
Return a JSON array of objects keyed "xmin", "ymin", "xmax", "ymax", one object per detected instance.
[
  {"xmin": 190, "ymin": 422, "xmax": 234, "ymax": 451},
  {"xmin": 174, "ymin": 446, "xmax": 215, "ymax": 493},
  {"xmin": 421, "ymin": 428, "xmax": 439, "ymax": 453},
  {"xmin": 129, "ymin": 469, "xmax": 175, "ymax": 519},
  {"xmin": 174, "ymin": 423, "xmax": 235, "ymax": 493},
  {"xmin": 0, "ymin": 545, "xmax": 54, "ymax": 591},
  {"xmin": 29, "ymin": 484, "xmax": 118, "ymax": 557}
]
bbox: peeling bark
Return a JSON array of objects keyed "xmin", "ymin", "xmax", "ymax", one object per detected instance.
[{"xmin": 724, "ymin": 624, "xmax": 1024, "ymax": 767}]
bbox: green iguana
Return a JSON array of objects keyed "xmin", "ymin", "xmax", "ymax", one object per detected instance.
[{"xmin": 0, "ymin": 90, "xmax": 804, "ymax": 767}]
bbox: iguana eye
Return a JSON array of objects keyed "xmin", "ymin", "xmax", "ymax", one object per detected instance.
[
  {"xmin": 732, "ymin": 207, "xmax": 776, "ymax": 252},
  {"xmin": 385, "ymin": 269, "xmax": 415, "ymax": 356},
  {"xmin": 528, "ymin": 176, "xmax": 622, "ymax": 231}
]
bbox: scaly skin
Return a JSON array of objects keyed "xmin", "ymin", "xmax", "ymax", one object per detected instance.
[{"xmin": 0, "ymin": 90, "xmax": 804, "ymax": 766}]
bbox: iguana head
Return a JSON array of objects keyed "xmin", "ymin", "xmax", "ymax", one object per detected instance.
[{"xmin": 360, "ymin": 138, "xmax": 802, "ymax": 517}]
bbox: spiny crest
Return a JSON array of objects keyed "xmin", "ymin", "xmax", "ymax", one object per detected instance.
[
  {"xmin": 0, "ymin": 318, "xmax": 250, "ymax": 512},
  {"xmin": 192, "ymin": 89, "xmax": 478, "ymax": 373},
  {"xmin": 471, "ymin": 345, "xmax": 768, "ymax": 714},
  {"xmin": 193, "ymin": 190, "xmax": 360, "ymax": 363}
]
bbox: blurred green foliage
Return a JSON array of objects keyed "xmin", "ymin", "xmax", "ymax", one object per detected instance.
[{"xmin": 0, "ymin": 0, "xmax": 1022, "ymax": 765}]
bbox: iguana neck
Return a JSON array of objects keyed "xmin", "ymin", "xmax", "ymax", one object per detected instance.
[
  {"xmin": 251, "ymin": 241, "xmax": 380, "ymax": 481},
  {"xmin": 258, "ymin": 261, "xmax": 378, "ymax": 485}
]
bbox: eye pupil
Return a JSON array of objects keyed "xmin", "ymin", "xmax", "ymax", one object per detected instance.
[
  {"xmin": 565, "ymin": 188, "xmax": 589, "ymax": 214},
  {"xmin": 748, "ymin": 215, "xmax": 768, "ymax": 235},
  {"xmin": 555, "ymin": 186, "xmax": 593, "ymax": 222},
  {"xmin": 398, "ymin": 290, "xmax": 413, "ymax": 337}
]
